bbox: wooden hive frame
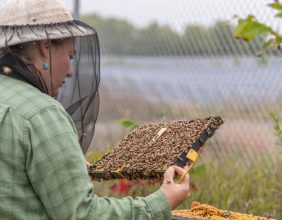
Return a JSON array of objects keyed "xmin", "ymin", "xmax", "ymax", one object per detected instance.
[{"xmin": 89, "ymin": 116, "xmax": 224, "ymax": 181}]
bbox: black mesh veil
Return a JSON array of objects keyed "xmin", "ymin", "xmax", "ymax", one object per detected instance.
[
  {"xmin": 57, "ymin": 34, "xmax": 100, "ymax": 154},
  {"xmin": 0, "ymin": 20, "xmax": 100, "ymax": 154}
]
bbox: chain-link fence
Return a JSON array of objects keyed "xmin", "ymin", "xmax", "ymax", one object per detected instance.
[{"xmin": 72, "ymin": 1, "xmax": 281, "ymax": 163}]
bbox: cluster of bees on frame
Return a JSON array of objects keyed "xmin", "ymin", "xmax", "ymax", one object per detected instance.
[{"xmin": 90, "ymin": 116, "xmax": 223, "ymax": 181}]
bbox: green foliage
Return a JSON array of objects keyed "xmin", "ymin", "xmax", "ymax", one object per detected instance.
[
  {"xmin": 83, "ymin": 15, "xmax": 135, "ymax": 54},
  {"xmin": 82, "ymin": 14, "xmax": 263, "ymax": 56},
  {"xmin": 189, "ymin": 164, "xmax": 207, "ymax": 177},
  {"xmin": 86, "ymin": 146, "xmax": 112, "ymax": 163},
  {"xmin": 268, "ymin": 3, "xmax": 282, "ymax": 10},
  {"xmin": 234, "ymin": 2, "xmax": 282, "ymax": 54},
  {"xmin": 234, "ymin": 15, "xmax": 272, "ymax": 42},
  {"xmin": 88, "ymin": 151, "xmax": 282, "ymax": 219},
  {"xmin": 269, "ymin": 112, "xmax": 282, "ymax": 147},
  {"xmin": 234, "ymin": 2, "xmax": 282, "ymax": 149},
  {"xmin": 181, "ymin": 158, "xmax": 282, "ymax": 219},
  {"xmin": 275, "ymin": 11, "xmax": 282, "ymax": 18},
  {"xmin": 119, "ymin": 118, "xmax": 139, "ymax": 131}
]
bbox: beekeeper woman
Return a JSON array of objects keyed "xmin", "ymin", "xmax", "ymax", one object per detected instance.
[{"xmin": 0, "ymin": 0, "xmax": 190, "ymax": 219}]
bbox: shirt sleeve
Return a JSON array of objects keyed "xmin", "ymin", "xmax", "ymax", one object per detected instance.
[{"xmin": 25, "ymin": 106, "xmax": 172, "ymax": 220}]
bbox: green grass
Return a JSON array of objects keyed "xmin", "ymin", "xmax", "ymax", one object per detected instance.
[
  {"xmin": 183, "ymin": 158, "xmax": 281, "ymax": 219},
  {"xmin": 87, "ymin": 151, "xmax": 281, "ymax": 219}
]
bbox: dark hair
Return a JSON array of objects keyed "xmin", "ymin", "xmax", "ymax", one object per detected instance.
[
  {"xmin": 0, "ymin": 37, "xmax": 75, "ymax": 96},
  {"xmin": 8, "ymin": 38, "xmax": 70, "ymax": 54},
  {"xmin": 1, "ymin": 40, "xmax": 67, "ymax": 95},
  {"xmin": 10, "ymin": 42, "xmax": 35, "ymax": 52}
]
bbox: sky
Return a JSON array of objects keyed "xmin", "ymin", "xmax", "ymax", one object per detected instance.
[
  {"xmin": 0, "ymin": 0, "xmax": 280, "ymax": 33},
  {"xmin": 64, "ymin": 0, "xmax": 280, "ymax": 32}
]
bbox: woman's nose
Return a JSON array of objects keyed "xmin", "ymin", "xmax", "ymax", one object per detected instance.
[{"xmin": 67, "ymin": 66, "xmax": 73, "ymax": 78}]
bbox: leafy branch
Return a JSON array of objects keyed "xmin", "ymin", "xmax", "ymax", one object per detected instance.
[
  {"xmin": 269, "ymin": 113, "xmax": 282, "ymax": 147},
  {"xmin": 234, "ymin": 1, "xmax": 282, "ymax": 149},
  {"xmin": 233, "ymin": 2, "xmax": 282, "ymax": 55},
  {"xmin": 119, "ymin": 118, "xmax": 139, "ymax": 131}
]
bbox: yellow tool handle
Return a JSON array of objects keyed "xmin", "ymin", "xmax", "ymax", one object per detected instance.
[
  {"xmin": 177, "ymin": 149, "xmax": 199, "ymax": 183},
  {"xmin": 177, "ymin": 162, "xmax": 194, "ymax": 184}
]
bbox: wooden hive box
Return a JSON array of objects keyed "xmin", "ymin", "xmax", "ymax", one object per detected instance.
[
  {"xmin": 171, "ymin": 202, "xmax": 276, "ymax": 220},
  {"xmin": 172, "ymin": 216, "xmax": 205, "ymax": 220}
]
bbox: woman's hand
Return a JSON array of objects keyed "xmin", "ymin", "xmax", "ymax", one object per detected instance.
[
  {"xmin": 86, "ymin": 161, "xmax": 94, "ymax": 181},
  {"xmin": 86, "ymin": 161, "xmax": 92, "ymax": 169},
  {"xmin": 160, "ymin": 166, "xmax": 190, "ymax": 210}
]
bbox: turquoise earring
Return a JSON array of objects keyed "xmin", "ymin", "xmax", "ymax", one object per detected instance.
[{"xmin": 43, "ymin": 63, "xmax": 49, "ymax": 70}]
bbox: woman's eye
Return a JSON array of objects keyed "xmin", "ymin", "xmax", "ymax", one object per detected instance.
[{"xmin": 70, "ymin": 55, "xmax": 74, "ymax": 60}]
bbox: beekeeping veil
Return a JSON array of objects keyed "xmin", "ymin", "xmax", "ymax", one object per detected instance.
[{"xmin": 0, "ymin": 0, "xmax": 100, "ymax": 154}]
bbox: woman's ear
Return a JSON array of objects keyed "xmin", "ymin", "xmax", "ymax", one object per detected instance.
[{"xmin": 36, "ymin": 40, "xmax": 49, "ymax": 59}]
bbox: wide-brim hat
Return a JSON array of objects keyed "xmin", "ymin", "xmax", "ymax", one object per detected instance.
[{"xmin": 0, "ymin": 0, "xmax": 97, "ymax": 48}]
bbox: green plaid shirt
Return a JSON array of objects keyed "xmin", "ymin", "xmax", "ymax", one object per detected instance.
[{"xmin": 0, "ymin": 74, "xmax": 171, "ymax": 220}]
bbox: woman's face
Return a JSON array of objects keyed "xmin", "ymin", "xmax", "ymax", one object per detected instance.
[{"xmin": 47, "ymin": 38, "xmax": 76, "ymax": 97}]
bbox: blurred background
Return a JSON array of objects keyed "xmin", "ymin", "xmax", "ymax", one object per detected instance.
[
  {"xmin": 0, "ymin": 0, "xmax": 280, "ymax": 217},
  {"xmin": 66, "ymin": 1, "xmax": 281, "ymax": 216},
  {"xmin": 62, "ymin": 1, "xmax": 281, "ymax": 216},
  {"xmin": 60, "ymin": 0, "xmax": 281, "ymax": 164}
]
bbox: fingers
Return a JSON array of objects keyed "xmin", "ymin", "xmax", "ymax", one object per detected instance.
[
  {"xmin": 161, "ymin": 166, "xmax": 191, "ymax": 209},
  {"xmin": 163, "ymin": 167, "xmax": 175, "ymax": 184},
  {"xmin": 164, "ymin": 166, "xmax": 190, "ymax": 185},
  {"xmin": 86, "ymin": 161, "xmax": 92, "ymax": 169},
  {"xmin": 86, "ymin": 161, "xmax": 94, "ymax": 181},
  {"xmin": 173, "ymin": 165, "xmax": 187, "ymax": 176},
  {"xmin": 173, "ymin": 166, "xmax": 190, "ymax": 185}
]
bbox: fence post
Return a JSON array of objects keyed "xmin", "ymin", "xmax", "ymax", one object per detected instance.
[{"xmin": 74, "ymin": 0, "xmax": 80, "ymax": 19}]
